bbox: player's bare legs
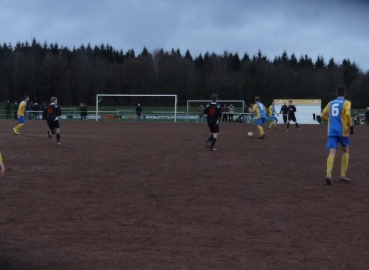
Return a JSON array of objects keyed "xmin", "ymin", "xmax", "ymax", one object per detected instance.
[
  {"xmin": 55, "ymin": 128, "xmax": 61, "ymax": 145},
  {"xmin": 0, "ymin": 151, "xmax": 4, "ymax": 177},
  {"xmin": 286, "ymin": 120, "xmax": 300, "ymax": 131},
  {"xmin": 339, "ymin": 146, "xmax": 349, "ymax": 182},
  {"xmin": 13, "ymin": 123, "xmax": 24, "ymax": 134},
  {"xmin": 205, "ymin": 133, "xmax": 218, "ymax": 151},
  {"xmin": 326, "ymin": 148, "xmax": 336, "ymax": 184},
  {"xmin": 326, "ymin": 146, "xmax": 350, "ymax": 185},
  {"xmin": 48, "ymin": 128, "xmax": 61, "ymax": 145}
]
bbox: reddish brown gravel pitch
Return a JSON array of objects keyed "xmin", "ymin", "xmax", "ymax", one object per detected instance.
[{"xmin": 1, "ymin": 120, "xmax": 369, "ymax": 269}]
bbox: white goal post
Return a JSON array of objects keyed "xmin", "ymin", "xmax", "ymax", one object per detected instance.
[
  {"xmin": 96, "ymin": 94, "xmax": 178, "ymax": 122},
  {"xmin": 186, "ymin": 100, "xmax": 245, "ymax": 121}
]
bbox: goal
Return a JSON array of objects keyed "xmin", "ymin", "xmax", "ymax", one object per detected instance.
[
  {"xmin": 95, "ymin": 94, "xmax": 178, "ymax": 122},
  {"xmin": 186, "ymin": 100, "xmax": 245, "ymax": 122}
]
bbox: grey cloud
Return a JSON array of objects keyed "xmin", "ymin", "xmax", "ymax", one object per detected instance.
[{"xmin": 1, "ymin": 0, "xmax": 368, "ymax": 70}]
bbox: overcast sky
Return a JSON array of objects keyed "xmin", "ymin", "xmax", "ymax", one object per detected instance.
[{"xmin": 1, "ymin": 0, "xmax": 369, "ymax": 71}]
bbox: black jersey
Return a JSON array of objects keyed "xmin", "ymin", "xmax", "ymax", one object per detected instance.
[
  {"xmin": 204, "ymin": 102, "xmax": 222, "ymax": 125},
  {"xmin": 288, "ymin": 105, "xmax": 296, "ymax": 116},
  {"xmin": 44, "ymin": 103, "xmax": 61, "ymax": 122}
]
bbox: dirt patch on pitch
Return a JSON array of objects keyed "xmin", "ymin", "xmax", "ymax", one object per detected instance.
[{"xmin": 1, "ymin": 120, "xmax": 369, "ymax": 269}]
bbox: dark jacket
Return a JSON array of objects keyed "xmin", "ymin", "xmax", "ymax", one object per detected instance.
[
  {"xmin": 280, "ymin": 105, "xmax": 288, "ymax": 114},
  {"xmin": 136, "ymin": 106, "xmax": 142, "ymax": 115},
  {"xmin": 5, "ymin": 102, "xmax": 11, "ymax": 111}
]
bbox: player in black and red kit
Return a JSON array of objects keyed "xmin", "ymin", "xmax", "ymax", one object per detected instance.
[
  {"xmin": 204, "ymin": 94, "xmax": 222, "ymax": 151},
  {"xmin": 43, "ymin": 96, "xmax": 62, "ymax": 145},
  {"xmin": 287, "ymin": 100, "xmax": 301, "ymax": 131}
]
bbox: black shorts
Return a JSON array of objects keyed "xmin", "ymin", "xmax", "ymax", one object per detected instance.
[
  {"xmin": 47, "ymin": 120, "xmax": 60, "ymax": 130},
  {"xmin": 288, "ymin": 115, "xmax": 297, "ymax": 122},
  {"xmin": 208, "ymin": 123, "xmax": 219, "ymax": 133}
]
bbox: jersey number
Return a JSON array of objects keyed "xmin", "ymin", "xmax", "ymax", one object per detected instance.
[
  {"xmin": 209, "ymin": 108, "xmax": 215, "ymax": 115},
  {"xmin": 332, "ymin": 103, "xmax": 339, "ymax": 117},
  {"xmin": 47, "ymin": 108, "xmax": 53, "ymax": 114}
]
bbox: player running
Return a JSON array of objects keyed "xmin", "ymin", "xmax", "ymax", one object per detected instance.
[
  {"xmin": 268, "ymin": 101, "xmax": 279, "ymax": 129},
  {"xmin": 13, "ymin": 96, "xmax": 29, "ymax": 135},
  {"xmin": 43, "ymin": 97, "xmax": 62, "ymax": 145},
  {"xmin": 0, "ymin": 151, "xmax": 4, "ymax": 177},
  {"xmin": 286, "ymin": 100, "xmax": 301, "ymax": 131},
  {"xmin": 204, "ymin": 94, "xmax": 222, "ymax": 151},
  {"xmin": 320, "ymin": 86, "xmax": 354, "ymax": 185},
  {"xmin": 249, "ymin": 97, "xmax": 267, "ymax": 139}
]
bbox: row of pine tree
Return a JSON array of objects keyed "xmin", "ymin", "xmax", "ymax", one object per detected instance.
[{"xmin": 1, "ymin": 38, "xmax": 368, "ymax": 108}]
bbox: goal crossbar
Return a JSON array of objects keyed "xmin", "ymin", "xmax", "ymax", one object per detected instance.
[{"xmin": 96, "ymin": 94, "xmax": 178, "ymax": 122}]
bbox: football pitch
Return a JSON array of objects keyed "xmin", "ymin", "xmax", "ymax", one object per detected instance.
[{"xmin": 1, "ymin": 120, "xmax": 368, "ymax": 269}]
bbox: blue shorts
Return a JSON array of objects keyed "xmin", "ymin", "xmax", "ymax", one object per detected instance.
[
  {"xmin": 18, "ymin": 116, "xmax": 25, "ymax": 124},
  {"xmin": 326, "ymin": 136, "xmax": 350, "ymax": 149},
  {"xmin": 257, "ymin": 118, "xmax": 266, "ymax": 125},
  {"xmin": 270, "ymin": 115, "xmax": 277, "ymax": 121}
]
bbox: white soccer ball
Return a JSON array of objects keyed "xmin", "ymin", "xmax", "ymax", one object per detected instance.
[{"xmin": 248, "ymin": 132, "xmax": 253, "ymax": 137}]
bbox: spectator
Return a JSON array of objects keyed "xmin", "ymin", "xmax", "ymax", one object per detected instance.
[
  {"xmin": 197, "ymin": 105, "xmax": 204, "ymax": 123},
  {"xmin": 249, "ymin": 104, "xmax": 255, "ymax": 122},
  {"xmin": 365, "ymin": 106, "xmax": 369, "ymax": 125},
  {"xmin": 33, "ymin": 103, "xmax": 41, "ymax": 120},
  {"xmin": 83, "ymin": 104, "xmax": 88, "ymax": 120},
  {"xmin": 5, "ymin": 101, "xmax": 11, "ymax": 119},
  {"xmin": 222, "ymin": 104, "xmax": 228, "ymax": 123},
  {"xmin": 41, "ymin": 102, "xmax": 47, "ymax": 120},
  {"xmin": 27, "ymin": 101, "xmax": 33, "ymax": 120},
  {"xmin": 136, "ymin": 103, "xmax": 143, "ymax": 121},
  {"xmin": 12, "ymin": 102, "xmax": 18, "ymax": 120},
  {"xmin": 228, "ymin": 104, "xmax": 235, "ymax": 123},
  {"xmin": 243, "ymin": 104, "xmax": 248, "ymax": 123},
  {"xmin": 80, "ymin": 103, "xmax": 88, "ymax": 120},
  {"xmin": 353, "ymin": 111, "xmax": 359, "ymax": 125},
  {"xmin": 80, "ymin": 103, "xmax": 84, "ymax": 121}
]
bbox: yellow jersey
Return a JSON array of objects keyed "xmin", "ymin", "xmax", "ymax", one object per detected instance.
[
  {"xmin": 18, "ymin": 101, "xmax": 27, "ymax": 117},
  {"xmin": 321, "ymin": 98, "xmax": 352, "ymax": 137},
  {"xmin": 253, "ymin": 102, "xmax": 267, "ymax": 119}
]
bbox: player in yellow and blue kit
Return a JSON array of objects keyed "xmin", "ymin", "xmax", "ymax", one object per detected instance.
[
  {"xmin": 320, "ymin": 86, "xmax": 354, "ymax": 185},
  {"xmin": 250, "ymin": 97, "xmax": 266, "ymax": 139},
  {"xmin": 268, "ymin": 101, "xmax": 279, "ymax": 129},
  {"xmin": 0, "ymin": 151, "xmax": 4, "ymax": 177},
  {"xmin": 13, "ymin": 96, "xmax": 29, "ymax": 135}
]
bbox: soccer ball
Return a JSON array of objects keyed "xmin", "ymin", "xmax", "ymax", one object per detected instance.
[{"xmin": 248, "ymin": 132, "xmax": 253, "ymax": 137}]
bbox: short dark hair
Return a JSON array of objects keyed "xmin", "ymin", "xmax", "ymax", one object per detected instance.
[
  {"xmin": 51, "ymin": 97, "xmax": 57, "ymax": 103},
  {"xmin": 254, "ymin": 97, "xmax": 260, "ymax": 102},
  {"xmin": 211, "ymin": 94, "xmax": 217, "ymax": 102},
  {"xmin": 336, "ymin": 86, "xmax": 346, "ymax": 97},
  {"xmin": 24, "ymin": 96, "xmax": 29, "ymax": 100}
]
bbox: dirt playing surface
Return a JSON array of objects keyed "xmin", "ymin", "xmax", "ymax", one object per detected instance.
[{"xmin": 1, "ymin": 120, "xmax": 369, "ymax": 269}]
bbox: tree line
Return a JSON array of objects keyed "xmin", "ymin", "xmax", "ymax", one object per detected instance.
[{"xmin": 1, "ymin": 38, "xmax": 368, "ymax": 108}]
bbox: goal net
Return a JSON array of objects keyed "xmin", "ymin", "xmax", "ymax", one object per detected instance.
[
  {"xmin": 186, "ymin": 100, "xmax": 245, "ymax": 122},
  {"xmin": 95, "ymin": 94, "xmax": 178, "ymax": 122}
]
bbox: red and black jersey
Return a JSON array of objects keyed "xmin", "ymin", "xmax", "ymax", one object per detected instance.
[
  {"xmin": 43, "ymin": 103, "xmax": 61, "ymax": 122},
  {"xmin": 204, "ymin": 102, "xmax": 222, "ymax": 124},
  {"xmin": 288, "ymin": 105, "xmax": 296, "ymax": 116}
]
